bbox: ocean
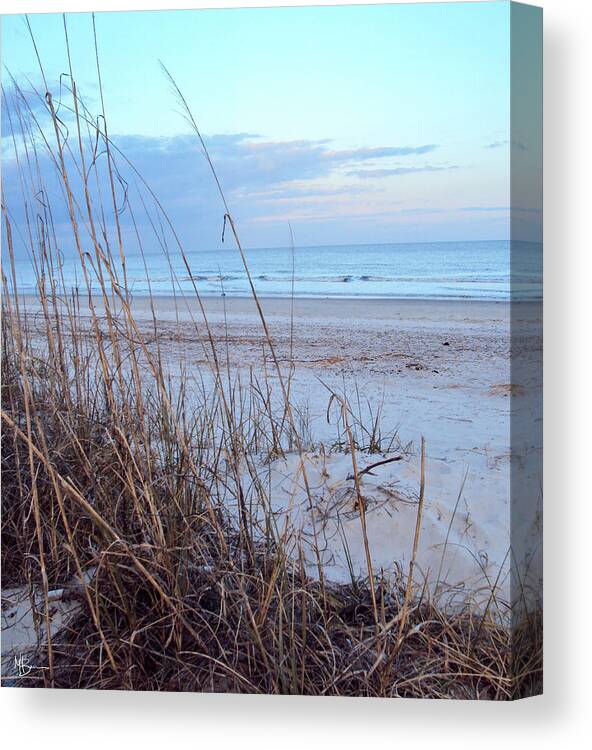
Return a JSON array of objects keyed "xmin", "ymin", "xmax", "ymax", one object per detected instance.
[{"xmin": 10, "ymin": 240, "xmax": 542, "ymax": 301}]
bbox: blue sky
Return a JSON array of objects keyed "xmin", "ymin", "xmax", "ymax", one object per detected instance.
[{"xmin": 1, "ymin": 2, "xmax": 531, "ymax": 249}]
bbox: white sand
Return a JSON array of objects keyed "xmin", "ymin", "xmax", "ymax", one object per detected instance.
[{"xmin": 15, "ymin": 294, "xmax": 543, "ymax": 613}]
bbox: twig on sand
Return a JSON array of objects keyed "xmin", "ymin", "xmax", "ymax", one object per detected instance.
[{"xmin": 346, "ymin": 455, "xmax": 403, "ymax": 481}]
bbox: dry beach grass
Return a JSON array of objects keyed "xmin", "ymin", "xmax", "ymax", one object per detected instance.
[{"xmin": 0, "ymin": 20, "xmax": 541, "ymax": 698}]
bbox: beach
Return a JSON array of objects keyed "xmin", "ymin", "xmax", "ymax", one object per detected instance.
[
  {"xmin": 17, "ymin": 293, "xmax": 543, "ymax": 607},
  {"xmin": 1, "ymin": 1, "xmax": 543, "ymax": 699}
]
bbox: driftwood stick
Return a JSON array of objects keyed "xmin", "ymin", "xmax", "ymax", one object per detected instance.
[{"xmin": 347, "ymin": 455, "xmax": 402, "ymax": 481}]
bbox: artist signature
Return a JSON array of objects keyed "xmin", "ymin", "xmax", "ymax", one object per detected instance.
[{"xmin": 12, "ymin": 653, "xmax": 49, "ymax": 678}]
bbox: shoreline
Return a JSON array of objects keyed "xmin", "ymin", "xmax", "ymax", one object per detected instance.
[
  {"xmin": 17, "ymin": 292, "xmax": 538, "ymax": 304},
  {"xmin": 17, "ymin": 293, "xmax": 542, "ymax": 328}
]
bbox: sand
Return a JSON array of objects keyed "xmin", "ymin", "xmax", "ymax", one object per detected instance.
[{"xmin": 13, "ymin": 294, "xmax": 543, "ymax": 613}]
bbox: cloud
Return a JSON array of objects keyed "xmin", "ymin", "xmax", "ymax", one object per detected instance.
[
  {"xmin": 3, "ymin": 129, "xmax": 437, "ymax": 250},
  {"xmin": 459, "ymin": 206, "xmax": 541, "ymax": 214},
  {"xmin": 485, "ymin": 139, "xmax": 527, "ymax": 151},
  {"xmin": 244, "ymin": 183, "xmax": 384, "ymax": 204},
  {"xmin": 459, "ymin": 205, "xmax": 509, "ymax": 212},
  {"xmin": 104, "ymin": 134, "xmax": 438, "ymax": 195},
  {"xmin": 1, "ymin": 84, "xmax": 49, "ymax": 139},
  {"xmin": 323, "ymin": 144, "xmax": 437, "ymax": 160},
  {"xmin": 346, "ymin": 165, "xmax": 458, "ymax": 179},
  {"xmin": 399, "ymin": 207, "xmax": 446, "ymax": 215},
  {"xmin": 1, "ymin": 78, "xmax": 99, "ymax": 140},
  {"xmin": 2, "ymin": 120, "xmax": 462, "ymax": 251},
  {"xmin": 248, "ymin": 205, "xmax": 403, "ymax": 225}
]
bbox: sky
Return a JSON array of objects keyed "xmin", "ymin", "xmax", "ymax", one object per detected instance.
[{"xmin": 1, "ymin": 2, "xmax": 539, "ymax": 250}]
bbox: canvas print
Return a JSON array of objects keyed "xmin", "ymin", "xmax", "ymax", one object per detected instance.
[{"xmin": 0, "ymin": 2, "xmax": 542, "ymax": 698}]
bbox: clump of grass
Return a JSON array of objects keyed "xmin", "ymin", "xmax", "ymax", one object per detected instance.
[{"xmin": 1, "ymin": 17, "xmax": 541, "ymax": 698}]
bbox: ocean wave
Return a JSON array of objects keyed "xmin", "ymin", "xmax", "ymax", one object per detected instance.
[
  {"xmin": 184, "ymin": 274, "xmax": 239, "ymax": 282},
  {"xmin": 157, "ymin": 273, "xmax": 527, "ymax": 285},
  {"xmin": 250, "ymin": 274, "xmax": 518, "ymax": 285},
  {"xmin": 257, "ymin": 274, "xmax": 355, "ymax": 283}
]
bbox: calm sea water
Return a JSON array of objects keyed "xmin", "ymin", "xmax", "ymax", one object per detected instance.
[{"xmin": 11, "ymin": 240, "xmax": 542, "ymax": 301}]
